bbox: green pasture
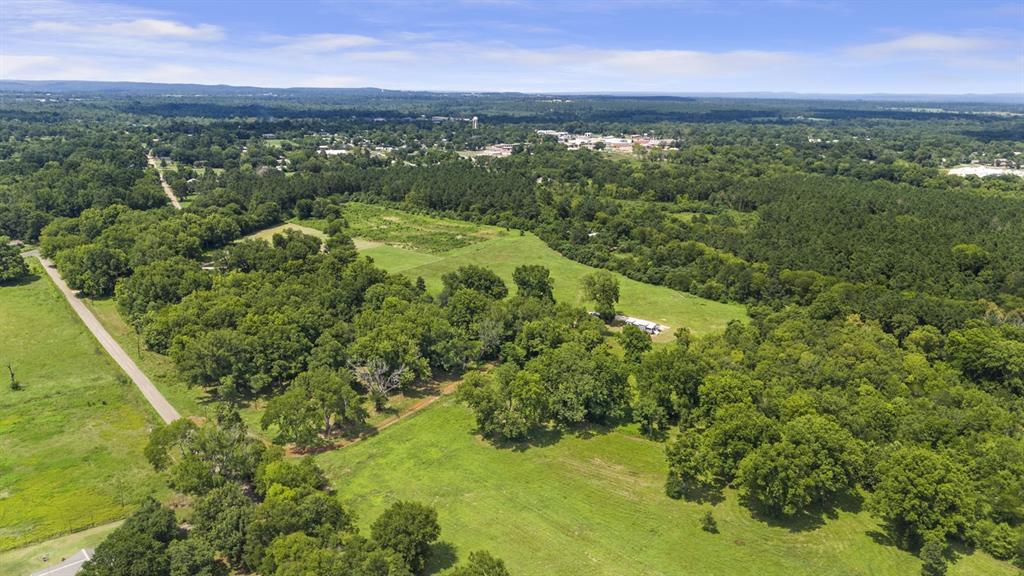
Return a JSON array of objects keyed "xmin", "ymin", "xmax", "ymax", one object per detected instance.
[
  {"xmin": 322, "ymin": 203, "xmax": 748, "ymax": 338},
  {"xmin": 244, "ymin": 222, "xmax": 328, "ymax": 243},
  {"xmin": 0, "ymin": 262, "xmax": 167, "ymax": 551},
  {"xmin": 317, "ymin": 398, "xmax": 1015, "ymax": 576}
]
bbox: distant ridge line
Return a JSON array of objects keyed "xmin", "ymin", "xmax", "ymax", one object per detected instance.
[{"xmin": 2, "ymin": 79, "xmax": 1021, "ymax": 104}]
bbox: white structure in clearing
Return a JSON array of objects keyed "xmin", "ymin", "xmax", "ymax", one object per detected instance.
[
  {"xmin": 536, "ymin": 130, "xmax": 674, "ymax": 152},
  {"xmin": 947, "ymin": 165, "xmax": 1024, "ymax": 178}
]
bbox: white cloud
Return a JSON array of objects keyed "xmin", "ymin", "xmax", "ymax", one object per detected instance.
[
  {"xmin": 601, "ymin": 49, "xmax": 797, "ymax": 76},
  {"xmin": 1, "ymin": 54, "xmax": 61, "ymax": 76},
  {"xmin": 473, "ymin": 47, "xmax": 798, "ymax": 81},
  {"xmin": 29, "ymin": 18, "xmax": 222, "ymax": 40},
  {"xmin": 105, "ymin": 19, "xmax": 222, "ymax": 39},
  {"xmin": 846, "ymin": 33, "xmax": 997, "ymax": 58},
  {"xmin": 269, "ymin": 34, "xmax": 382, "ymax": 52},
  {"xmin": 342, "ymin": 50, "xmax": 418, "ymax": 62}
]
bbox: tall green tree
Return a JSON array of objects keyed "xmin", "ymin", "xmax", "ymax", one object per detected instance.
[
  {"xmin": 190, "ymin": 483, "xmax": 255, "ymax": 567},
  {"xmin": 869, "ymin": 446, "xmax": 973, "ymax": 548},
  {"xmin": 737, "ymin": 415, "xmax": 864, "ymax": 517},
  {"xmin": 458, "ymin": 365, "xmax": 545, "ymax": 441},
  {"xmin": 371, "ymin": 501, "xmax": 441, "ymax": 574},
  {"xmin": 440, "ymin": 265, "xmax": 508, "ymax": 303},
  {"xmin": 512, "ymin": 264, "xmax": 554, "ymax": 301},
  {"xmin": 81, "ymin": 497, "xmax": 181, "ymax": 576},
  {"xmin": 0, "ymin": 237, "xmax": 29, "ymax": 283},
  {"xmin": 580, "ymin": 270, "xmax": 619, "ymax": 320},
  {"xmin": 528, "ymin": 342, "xmax": 628, "ymax": 426},
  {"xmin": 168, "ymin": 537, "xmax": 228, "ymax": 576},
  {"xmin": 261, "ymin": 368, "xmax": 366, "ymax": 449},
  {"xmin": 618, "ymin": 324, "xmax": 652, "ymax": 364},
  {"xmin": 448, "ymin": 551, "xmax": 511, "ymax": 576}
]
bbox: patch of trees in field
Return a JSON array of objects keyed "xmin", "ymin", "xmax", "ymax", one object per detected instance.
[
  {"xmin": 653, "ymin": 310, "xmax": 1023, "ymax": 566},
  {"xmin": 81, "ymin": 411, "xmax": 508, "ymax": 576},
  {"xmin": 0, "ymin": 237, "xmax": 29, "ymax": 283},
  {"xmin": 452, "ymin": 299, "xmax": 1024, "ymax": 568},
  {"xmin": 37, "ymin": 204, "xmax": 261, "ymax": 298}
]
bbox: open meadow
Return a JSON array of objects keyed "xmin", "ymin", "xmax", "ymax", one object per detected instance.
[
  {"xmin": 317, "ymin": 397, "xmax": 1016, "ymax": 576},
  {"xmin": 0, "ymin": 262, "xmax": 167, "ymax": 552},
  {"xmin": 243, "ymin": 221, "xmax": 328, "ymax": 243},
  {"xmin": 305, "ymin": 203, "xmax": 749, "ymax": 339}
]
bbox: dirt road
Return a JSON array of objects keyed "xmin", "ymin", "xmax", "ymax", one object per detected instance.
[
  {"xmin": 26, "ymin": 250, "xmax": 181, "ymax": 424},
  {"xmin": 146, "ymin": 152, "xmax": 181, "ymax": 210}
]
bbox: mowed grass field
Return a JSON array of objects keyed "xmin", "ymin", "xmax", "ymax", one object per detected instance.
[
  {"xmin": 0, "ymin": 262, "xmax": 167, "ymax": 551},
  {"xmin": 304, "ymin": 203, "xmax": 748, "ymax": 339},
  {"xmin": 317, "ymin": 398, "xmax": 1015, "ymax": 576},
  {"xmin": 0, "ymin": 521, "xmax": 120, "ymax": 575}
]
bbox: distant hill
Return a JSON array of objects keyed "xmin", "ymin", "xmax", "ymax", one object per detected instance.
[{"xmin": 1, "ymin": 79, "xmax": 1021, "ymax": 105}]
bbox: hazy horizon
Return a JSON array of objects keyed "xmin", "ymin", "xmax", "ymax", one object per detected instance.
[{"xmin": 3, "ymin": 79, "xmax": 1023, "ymax": 104}]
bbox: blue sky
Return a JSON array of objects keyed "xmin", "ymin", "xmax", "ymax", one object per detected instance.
[{"xmin": 2, "ymin": 0, "xmax": 1022, "ymax": 93}]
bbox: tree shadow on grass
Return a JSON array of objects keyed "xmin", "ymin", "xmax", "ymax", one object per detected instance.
[
  {"xmin": 485, "ymin": 425, "xmax": 564, "ymax": 452},
  {"xmin": 401, "ymin": 379, "xmax": 441, "ymax": 400},
  {"xmin": 572, "ymin": 422, "xmax": 615, "ymax": 441},
  {"xmin": 1, "ymin": 270, "xmax": 41, "ymax": 287},
  {"xmin": 666, "ymin": 474, "xmax": 726, "ymax": 506},
  {"xmin": 742, "ymin": 489, "xmax": 864, "ymax": 533},
  {"xmin": 424, "ymin": 541, "xmax": 458, "ymax": 575},
  {"xmin": 867, "ymin": 523, "xmax": 970, "ymax": 566},
  {"xmin": 746, "ymin": 505, "xmax": 826, "ymax": 533},
  {"xmin": 866, "ymin": 529, "xmax": 897, "ymax": 548}
]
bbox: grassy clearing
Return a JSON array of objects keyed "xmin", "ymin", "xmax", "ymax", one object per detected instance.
[
  {"xmin": 0, "ymin": 262, "xmax": 167, "ymax": 551},
  {"xmin": 0, "ymin": 521, "xmax": 121, "ymax": 575},
  {"xmin": 244, "ymin": 222, "xmax": 328, "ymax": 243},
  {"xmin": 325, "ymin": 203, "xmax": 748, "ymax": 338},
  {"xmin": 338, "ymin": 203, "xmax": 500, "ymax": 254},
  {"xmin": 317, "ymin": 398, "xmax": 1015, "ymax": 576}
]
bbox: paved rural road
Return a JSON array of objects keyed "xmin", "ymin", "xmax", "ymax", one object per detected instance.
[
  {"xmin": 29, "ymin": 548, "xmax": 93, "ymax": 576},
  {"xmin": 147, "ymin": 152, "xmax": 181, "ymax": 210},
  {"xmin": 26, "ymin": 250, "xmax": 181, "ymax": 424}
]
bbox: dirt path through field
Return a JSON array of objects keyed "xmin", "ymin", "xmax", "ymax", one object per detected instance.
[
  {"xmin": 374, "ymin": 381, "xmax": 458, "ymax": 434},
  {"xmin": 24, "ymin": 250, "xmax": 181, "ymax": 424},
  {"xmin": 291, "ymin": 382, "xmax": 459, "ymax": 455},
  {"xmin": 147, "ymin": 152, "xmax": 182, "ymax": 210}
]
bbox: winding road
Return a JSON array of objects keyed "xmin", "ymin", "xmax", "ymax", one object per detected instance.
[
  {"xmin": 26, "ymin": 250, "xmax": 181, "ymax": 424},
  {"xmin": 147, "ymin": 152, "xmax": 181, "ymax": 210}
]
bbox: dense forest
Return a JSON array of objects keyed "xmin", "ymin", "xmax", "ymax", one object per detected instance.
[{"xmin": 1, "ymin": 88, "xmax": 1022, "ymax": 575}]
